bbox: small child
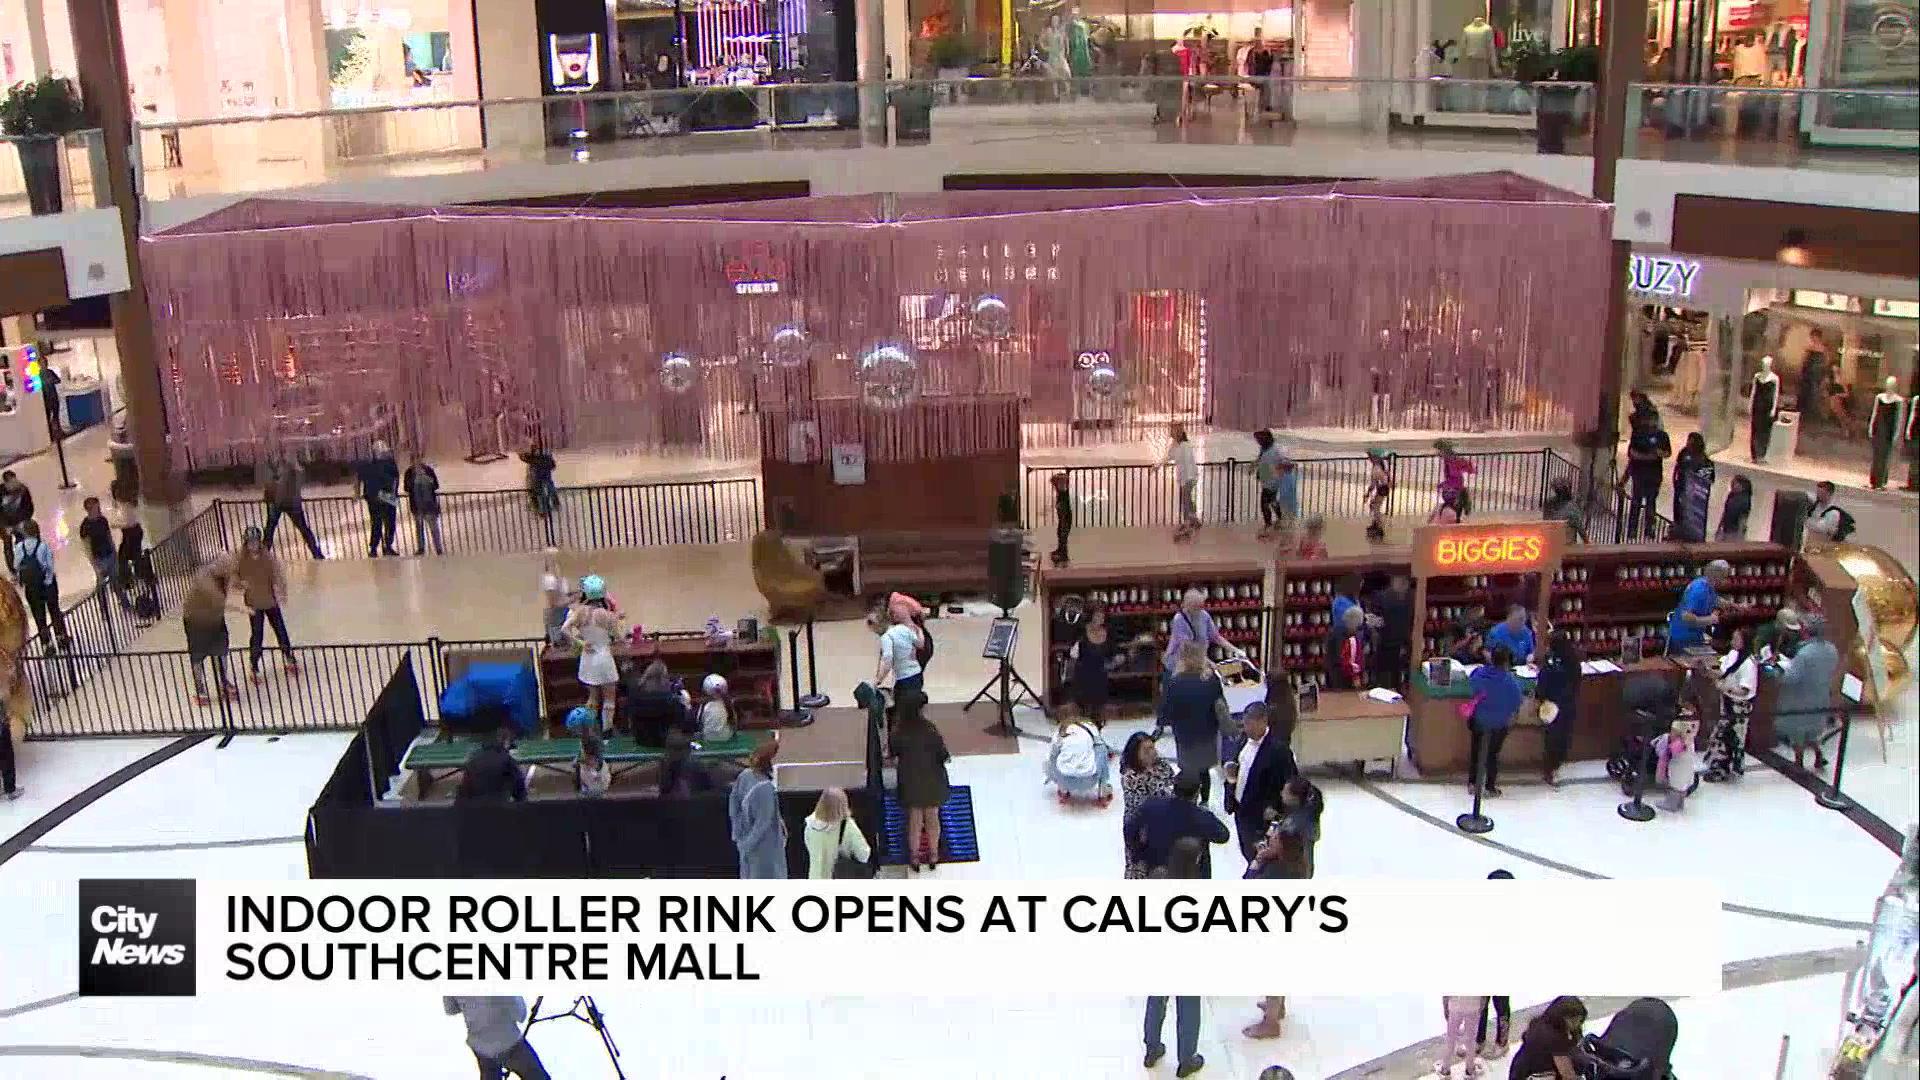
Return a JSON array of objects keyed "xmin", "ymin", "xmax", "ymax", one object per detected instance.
[
  {"xmin": 698, "ymin": 674, "xmax": 734, "ymax": 743},
  {"xmin": 1293, "ymin": 516, "xmax": 1328, "ymax": 560},
  {"xmin": 1439, "ymin": 995, "xmax": 1488, "ymax": 1077},
  {"xmin": 1049, "ymin": 472, "xmax": 1072, "ymax": 567},
  {"xmin": 1364, "ymin": 449, "xmax": 1391, "ymax": 542},
  {"xmin": 1656, "ymin": 712, "xmax": 1702, "ymax": 812},
  {"xmin": 1273, "ymin": 455, "xmax": 1301, "ymax": 539},
  {"xmin": 574, "ymin": 733, "xmax": 611, "ymax": 797}
]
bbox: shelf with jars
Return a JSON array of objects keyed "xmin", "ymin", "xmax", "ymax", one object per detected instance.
[
  {"xmin": 1038, "ymin": 561, "xmax": 1268, "ymax": 711},
  {"xmin": 1274, "ymin": 556, "xmax": 1410, "ymax": 691},
  {"xmin": 1542, "ymin": 543, "xmax": 1791, "ymax": 658}
]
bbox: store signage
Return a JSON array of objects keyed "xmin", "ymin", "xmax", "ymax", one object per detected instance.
[
  {"xmin": 1872, "ymin": 298, "xmax": 1919, "ymax": 319},
  {"xmin": 1791, "ymin": 289, "xmax": 1853, "ymax": 313},
  {"xmin": 830, "ymin": 443, "xmax": 866, "ymax": 486},
  {"xmin": 548, "ymin": 33, "xmax": 601, "ymax": 93},
  {"xmin": 1627, "ymin": 255, "xmax": 1702, "ymax": 299},
  {"xmin": 725, "ymin": 242, "xmax": 787, "ymax": 296},
  {"xmin": 1412, "ymin": 521, "xmax": 1565, "ymax": 579}
]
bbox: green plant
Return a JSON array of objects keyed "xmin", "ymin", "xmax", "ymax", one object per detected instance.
[
  {"xmin": 926, "ymin": 32, "xmax": 978, "ymax": 71},
  {"xmin": 1550, "ymin": 45, "xmax": 1602, "ymax": 85},
  {"xmin": 0, "ymin": 76, "xmax": 86, "ymax": 138},
  {"xmin": 1504, "ymin": 39, "xmax": 1555, "ymax": 85}
]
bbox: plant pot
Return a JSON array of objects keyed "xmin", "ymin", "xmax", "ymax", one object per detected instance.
[
  {"xmin": 1533, "ymin": 85, "xmax": 1581, "ymax": 155},
  {"xmin": 14, "ymin": 137, "xmax": 63, "ymax": 215}
]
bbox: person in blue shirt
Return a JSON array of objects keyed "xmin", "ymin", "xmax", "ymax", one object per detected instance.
[
  {"xmin": 1466, "ymin": 645, "xmax": 1526, "ymax": 797},
  {"xmin": 1484, "ymin": 604, "xmax": 1536, "ymax": 664},
  {"xmin": 1666, "ymin": 559, "xmax": 1730, "ymax": 654}
]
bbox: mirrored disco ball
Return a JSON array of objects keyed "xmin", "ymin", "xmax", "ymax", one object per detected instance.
[
  {"xmin": 659, "ymin": 352, "xmax": 696, "ymax": 394},
  {"xmin": 971, "ymin": 295, "xmax": 1013, "ymax": 340},
  {"xmin": 1084, "ymin": 363, "xmax": 1120, "ymax": 399},
  {"xmin": 1378, "ymin": 328, "xmax": 1393, "ymax": 346},
  {"xmin": 767, "ymin": 324, "xmax": 810, "ymax": 368},
  {"xmin": 857, "ymin": 344, "xmax": 919, "ymax": 410}
]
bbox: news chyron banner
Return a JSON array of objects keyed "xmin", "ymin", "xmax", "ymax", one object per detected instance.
[{"xmin": 78, "ymin": 879, "xmax": 1722, "ymax": 999}]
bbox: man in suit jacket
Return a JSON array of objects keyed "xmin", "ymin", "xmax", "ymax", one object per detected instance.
[
  {"xmin": 1223, "ymin": 703, "xmax": 1297, "ymax": 863},
  {"xmin": 1125, "ymin": 771, "xmax": 1229, "ymax": 878}
]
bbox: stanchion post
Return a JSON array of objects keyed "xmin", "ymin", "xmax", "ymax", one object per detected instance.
[
  {"xmin": 215, "ymin": 670, "xmax": 237, "ymax": 749},
  {"xmin": 1618, "ymin": 714, "xmax": 1658, "ymax": 821},
  {"xmin": 798, "ymin": 619, "xmax": 829, "ymax": 710},
  {"xmin": 1456, "ymin": 726, "xmax": 1494, "ymax": 834},
  {"xmin": 1815, "ymin": 708, "xmax": 1855, "ymax": 811}
]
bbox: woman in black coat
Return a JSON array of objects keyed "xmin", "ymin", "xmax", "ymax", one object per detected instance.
[
  {"xmin": 890, "ymin": 688, "xmax": 951, "ymax": 873},
  {"xmin": 1534, "ymin": 630, "xmax": 1582, "ymax": 787}
]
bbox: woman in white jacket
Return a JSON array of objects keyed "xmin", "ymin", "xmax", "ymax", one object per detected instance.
[
  {"xmin": 803, "ymin": 787, "xmax": 872, "ymax": 880},
  {"xmin": 1044, "ymin": 705, "xmax": 1112, "ymax": 805}
]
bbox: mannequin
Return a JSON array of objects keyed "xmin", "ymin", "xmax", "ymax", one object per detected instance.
[
  {"xmin": 1458, "ymin": 16, "xmax": 1498, "ymax": 112},
  {"xmin": 1905, "ymin": 388, "xmax": 1920, "ymax": 491},
  {"xmin": 1797, "ymin": 329, "xmax": 1829, "ymax": 426},
  {"xmin": 1750, "ymin": 357, "xmax": 1780, "ymax": 462},
  {"xmin": 1065, "ymin": 5, "xmax": 1092, "ymax": 79},
  {"xmin": 1868, "ymin": 376, "xmax": 1904, "ymax": 489},
  {"xmin": 1042, "ymin": 16, "xmax": 1071, "ymax": 81}
]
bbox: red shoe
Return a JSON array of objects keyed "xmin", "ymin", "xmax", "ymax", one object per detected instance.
[
  {"xmin": 193, "ymin": 692, "xmax": 211, "ymax": 708},
  {"xmin": 1056, "ymin": 788, "xmax": 1073, "ymax": 805},
  {"xmin": 283, "ymin": 658, "xmax": 301, "ymax": 674},
  {"xmin": 250, "ymin": 670, "xmax": 265, "ymax": 686}
]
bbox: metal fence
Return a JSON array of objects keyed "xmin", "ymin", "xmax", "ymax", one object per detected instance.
[
  {"xmin": 1021, "ymin": 448, "xmax": 1674, "ymax": 545},
  {"xmin": 21, "ymin": 635, "xmax": 545, "ymax": 740},
  {"xmin": 217, "ymin": 477, "xmax": 765, "ymax": 562}
]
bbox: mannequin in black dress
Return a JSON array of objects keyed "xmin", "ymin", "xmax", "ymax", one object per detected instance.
[
  {"xmin": 1868, "ymin": 377, "xmax": 1904, "ymax": 489},
  {"xmin": 1749, "ymin": 357, "xmax": 1780, "ymax": 462},
  {"xmin": 1797, "ymin": 330, "xmax": 1830, "ymax": 426}
]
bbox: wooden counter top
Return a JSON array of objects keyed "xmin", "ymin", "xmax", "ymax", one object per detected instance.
[{"xmin": 1302, "ymin": 690, "xmax": 1411, "ymax": 722}]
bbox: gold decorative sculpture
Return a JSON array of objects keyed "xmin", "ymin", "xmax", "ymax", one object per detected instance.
[
  {"xmin": 0, "ymin": 576, "xmax": 30, "ymax": 743},
  {"xmin": 1826, "ymin": 543, "xmax": 1917, "ymax": 705}
]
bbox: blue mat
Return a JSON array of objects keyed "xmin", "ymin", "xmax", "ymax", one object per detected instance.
[{"xmin": 879, "ymin": 785, "xmax": 980, "ymax": 866}]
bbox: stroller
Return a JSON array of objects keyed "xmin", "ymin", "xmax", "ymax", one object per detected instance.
[
  {"xmin": 1606, "ymin": 673, "xmax": 1679, "ymax": 797},
  {"xmin": 1574, "ymin": 997, "xmax": 1678, "ymax": 1079}
]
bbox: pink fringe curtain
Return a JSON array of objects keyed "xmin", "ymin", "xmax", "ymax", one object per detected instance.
[{"xmin": 141, "ymin": 173, "xmax": 1612, "ymax": 471}]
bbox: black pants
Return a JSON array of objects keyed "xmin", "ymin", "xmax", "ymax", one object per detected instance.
[
  {"xmin": 1476, "ymin": 995, "xmax": 1511, "ymax": 1043},
  {"xmin": 1258, "ymin": 486, "xmax": 1278, "ymax": 528},
  {"xmin": 1370, "ymin": 642, "xmax": 1408, "ymax": 691},
  {"xmin": 474, "ymin": 1038, "xmax": 550, "ymax": 1080},
  {"xmin": 1467, "ymin": 723, "xmax": 1508, "ymax": 790},
  {"xmin": 1625, "ymin": 485, "xmax": 1660, "ymax": 540},
  {"xmin": 264, "ymin": 504, "xmax": 324, "ymax": 557},
  {"xmin": 1174, "ymin": 743, "xmax": 1212, "ymax": 804},
  {"xmin": 23, "ymin": 587, "xmax": 68, "ymax": 649},
  {"xmin": 366, "ymin": 500, "xmax": 398, "ymax": 554},
  {"xmin": 1, "ymin": 712, "xmax": 16, "ymax": 795},
  {"xmin": 1234, "ymin": 812, "xmax": 1266, "ymax": 864},
  {"xmin": 248, "ymin": 606, "xmax": 293, "ymax": 671},
  {"xmin": 1542, "ymin": 705, "xmax": 1574, "ymax": 773},
  {"xmin": 1053, "ymin": 515, "xmax": 1071, "ymax": 563}
]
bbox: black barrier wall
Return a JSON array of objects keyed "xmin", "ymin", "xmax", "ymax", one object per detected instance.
[{"xmin": 307, "ymin": 660, "xmax": 885, "ymax": 880}]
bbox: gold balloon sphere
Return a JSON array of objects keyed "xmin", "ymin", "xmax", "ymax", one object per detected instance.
[
  {"xmin": 1826, "ymin": 543, "xmax": 1917, "ymax": 651},
  {"xmin": 1846, "ymin": 637, "xmax": 1912, "ymax": 707},
  {"xmin": 0, "ymin": 577, "xmax": 29, "ymax": 742}
]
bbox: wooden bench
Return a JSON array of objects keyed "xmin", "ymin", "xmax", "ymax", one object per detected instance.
[
  {"xmin": 857, "ymin": 529, "xmax": 1007, "ymax": 601},
  {"xmin": 402, "ymin": 729, "xmax": 768, "ymax": 798}
]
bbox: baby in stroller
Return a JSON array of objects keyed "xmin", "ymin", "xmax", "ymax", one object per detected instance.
[
  {"xmin": 1652, "ymin": 714, "xmax": 1702, "ymax": 812},
  {"xmin": 1044, "ymin": 705, "xmax": 1113, "ymax": 805},
  {"xmin": 1607, "ymin": 674, "xmax": 1680, "ymax": 796}
]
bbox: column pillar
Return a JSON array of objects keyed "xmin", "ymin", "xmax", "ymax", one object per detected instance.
[
  {"xmin": 1587, "ymin": 0, "xmax": 1647, "ymax": 488},
  {"xmin": 858, "ymin": 0, "xmax": 887, "ymax": 142},
  {"xmin": 66, "ymin": 0, "xmax": 181, "ymax": 509},
  {"xmin": 23, "ymin": 0, "xmax": 50, "ymax": 75}
]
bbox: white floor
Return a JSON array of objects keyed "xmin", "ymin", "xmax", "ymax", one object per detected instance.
[{"xmin": 0, "ymin": 692, "xmax": 1904, "ymax": 1078}]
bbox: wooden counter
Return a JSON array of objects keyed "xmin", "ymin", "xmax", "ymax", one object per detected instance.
[
  {"xmin": 538, "ymin": 633, "xmax": 781, "ymax": 732},
  {"xmin": 1294, "ymin": 690, "xmax": 1409, "ymax": 776},
  {"xmin": 1406, "ymin": 658, "xmax": 1683, "ymax": 775}
]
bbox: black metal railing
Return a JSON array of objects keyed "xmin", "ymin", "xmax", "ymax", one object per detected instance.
[
  {"xmin": 1025, "ymin": 449, "xmax": 1577, "ymax": 531},
  {"xmin": 214, "ymin": 476, "xmax": 763, "ymax": 561}
]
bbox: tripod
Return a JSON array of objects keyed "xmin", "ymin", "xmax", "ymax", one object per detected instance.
[
  {"xmin": 528, "ymin": 995, "xmax": 624, "ymax": 1079},
  {"xmin": 965, "ymin": 612, "xmax": 1045, "ymax": 738}
]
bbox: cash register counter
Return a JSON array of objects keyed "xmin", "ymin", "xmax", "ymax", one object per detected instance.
[{"xmin": 1406, "ymin": 658, "xmax": 1685, "ymax": 775}]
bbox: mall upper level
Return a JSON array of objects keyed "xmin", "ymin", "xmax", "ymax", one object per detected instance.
[{"xmin": 2, "ymin": 0, "xmax": 1917, "ymax": 305}]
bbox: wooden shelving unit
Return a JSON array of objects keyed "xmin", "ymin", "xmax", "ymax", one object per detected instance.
[
  {"xmin": 1274, "ymin": 555, "xmax": 1411, "ymax": 689},
  {"xmin": 1544, "ymin": 542, "xmax": 1792, "ymax": 661},
  {"xmin": 538, "ymin": 631, "xmax": 782, "ymax": 734}
]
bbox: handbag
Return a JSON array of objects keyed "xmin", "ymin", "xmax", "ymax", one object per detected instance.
[
  {"xmin": 831, "ymin": 819, "xmax": 871, "ymax": 879},
  {"xmin": 1455, "ymin": 691, "xmax": 1485, "ymax": 721}
]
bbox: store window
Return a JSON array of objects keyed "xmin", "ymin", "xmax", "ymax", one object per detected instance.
[
  {"xmin": 1430, "ymin": 0, "xmax": 1554, "ymax": 115},
  {"xmin": 1698, "ymin": 287, "xmax": 1920, "ymax": 482},
  {"xmin": 1817, "ymin": 0, "xmax": 1919, "ymax": 130},
  {"xmin": 325, "ymin": 2, "xmax": 472, "ymax": 109}
]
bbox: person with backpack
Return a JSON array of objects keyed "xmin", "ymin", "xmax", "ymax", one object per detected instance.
[
  {"xmin": 1803, "ymin": 480, "xmax": 1855, "ymax": 544},
  {"xmin": 11, "ymin": 520, "xmax": 69, "ymax": 650},
  {"xmin": 117, "ymin": 520, "xmax": 160, "ymax": 624}
]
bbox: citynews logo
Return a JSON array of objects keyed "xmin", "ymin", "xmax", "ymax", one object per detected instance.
[{"xmin": 78, "ymin": 879, "xmax": 197, "ymax": 997}]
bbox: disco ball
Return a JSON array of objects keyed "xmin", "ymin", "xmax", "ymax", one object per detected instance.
[
  {"xmin": 1378, "ymin": 328, "xmax": 1392, "ymax": 346},
  {"xmin": 659, "ymin": 352, "xmax": 697, "ymax": 394},
  {"xmin": 767, "ymin": 324, "xmax": 810, "ymax": 369},
  {"xmin": 971, "ymin": 295, "xmax": 1013, "ymax": 340},
  {"xmin": 1084, "ymin": 362, "xmax": 1120, "ymax": 399},
  {"xmin": 857, "ymin": 344, "xmax": 919, "ymax": 410}
]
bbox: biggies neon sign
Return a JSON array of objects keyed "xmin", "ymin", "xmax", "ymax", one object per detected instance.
[{"xmin": 1414, "ymin": 521, "xmax": 1563, "ymax": 579}]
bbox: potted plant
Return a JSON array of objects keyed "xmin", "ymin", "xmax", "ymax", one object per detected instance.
[
  {"xmin": 1519, "ymin": 45, "xmax": 1599, "ymax": 155},
  {"xmin": 0, "ymin": 76, "xmax": 87, "ymax": 215},
  {"xmin": 926, "ymin": 33, "xmax": 978, "ymax": 82}
]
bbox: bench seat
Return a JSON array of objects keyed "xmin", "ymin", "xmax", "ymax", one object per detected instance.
[{"xmin": 401, "ymin": 729, "xmax": 768, "ymax": 796}]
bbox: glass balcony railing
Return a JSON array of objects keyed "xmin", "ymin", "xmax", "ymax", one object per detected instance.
[
  {"xmin": 3, "ymin": 79, "xmax": 1912, "ymax": 218},
  {"xmin": 0, "ymin": 130, "xmax": 112, "ymax": 219}
]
